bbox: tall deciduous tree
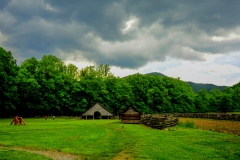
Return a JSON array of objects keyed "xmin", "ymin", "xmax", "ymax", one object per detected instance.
[
  {"xmin": 162, "ymin": 77, "xmax": 195, "ymax": 113},
  {"xmin": 105, "ymin": 76, "xmax": 134, "ymax": 114},
  {"xmin": 67, "ymin": 63, "xmax": 79, "ymax": 80},
  {"xmin": 125, "ymin": 74, "xmax": 152, "ymax": 112},
  {"xmin": 16, "ymin": 68, "xmax": 41, "ymax": 116},
  {"xmin": 209, "ymin": 89, "xmax": 222, "ymax": 112},
  {"xmin": 194, "ymin": 89, "xmax": 210, "ymax": 112},
  {"xmin": 0, "ymin": 47, "xmax": 18, "ymax": 117}
]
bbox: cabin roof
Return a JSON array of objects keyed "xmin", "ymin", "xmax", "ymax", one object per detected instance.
[{"xmin": 119, "ymin": 106, "xmax": 140, "ymax": 115}]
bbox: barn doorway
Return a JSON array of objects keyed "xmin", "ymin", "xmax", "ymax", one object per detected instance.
[{"xmin": 94, "ymin": 111, "xmax": 101, "ymax": 119}]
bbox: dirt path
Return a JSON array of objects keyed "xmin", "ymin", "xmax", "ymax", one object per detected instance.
[
  {"xmin": 0, "ymin": 146, "xmax": 134, "ymax": 159},
  {"xmin": 0, "ymin": 146, "xmax": 83, "ymax": 160}
]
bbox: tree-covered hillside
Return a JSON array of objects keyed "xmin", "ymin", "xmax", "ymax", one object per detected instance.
[
  {"xmin": 145, "ymin": 72, "xmax": 166, "ymax": 77},
  {"xmin": 0, "ymin": 47, "xmax": 239, "ymax": 117},
  {"xmin": 187, "ymin": 82, "xmax": 226, "ymax": 93},
  {"xmin": 146, "ymin": 72, "xmax": 227, "ymax": 92}
]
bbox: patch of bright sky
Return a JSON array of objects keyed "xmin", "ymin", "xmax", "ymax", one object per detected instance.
[
  {"xmin": 65, "ymin": 58, "xmax": 95, "ymax": 70},
  {"xmin": 122, "ymin": 18, "xmax": 138, "ymax": 33},
  {"xmin": 64, "ymin": 52, "xmax": 240, "ymax": 86},
  {"xmin": 59, "ymin": 49, "xmax": 96, "ymax": 69},
  {"xmin": 212, "ymin": 33, "xmax": 240, "ymax": 41},
  {"xmin": 111, "ymin": 53, "xmax": 240, "ymax": 86},
  {"xmin": 0, "ymin": 31, "xmax": 8, "ymax": 43},
  {"xmin": 158, "ymin": 54, "xmax": 240, "ymax": 86}
]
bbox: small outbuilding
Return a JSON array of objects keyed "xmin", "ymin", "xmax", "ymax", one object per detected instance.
[
  {"xmin": 120, "ymin": 106, "xmax": 141, "ymax": 124},
  {"xmin": 81, "ymin": 102, "xmax": 114, "ymax": 119}
]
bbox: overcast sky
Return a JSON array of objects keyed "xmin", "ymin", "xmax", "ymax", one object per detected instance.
[{"xmin": 1, "ymin": 0, "xmax": 240, "ymax": 86}]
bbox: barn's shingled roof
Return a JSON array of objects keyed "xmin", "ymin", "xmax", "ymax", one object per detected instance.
[{"xmin": 81, "ymin": 102, "xmax": 114, "ymax": 116}]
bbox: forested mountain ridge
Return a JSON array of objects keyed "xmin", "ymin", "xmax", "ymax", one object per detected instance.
[
  {"xmin": 186, "ymin": 82, "xmax": 226, "ymax": 93},
  {"xmin": 145, "ymin": 72, "xmax": 166, "ymax": 77},
  {"xmin": 146, "ymin": 72, "xmax": 227, "ymax": 92},
  {"xmin": 0, "ymin": 46, "xmax": 240, "ymax": 117}
]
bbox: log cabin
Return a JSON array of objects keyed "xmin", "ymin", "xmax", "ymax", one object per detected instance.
[{"xmin": 120, "ymin": 106, "xmax": 141, "ymax": 124}]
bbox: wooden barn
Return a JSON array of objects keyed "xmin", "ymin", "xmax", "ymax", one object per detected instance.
[
  {"xmin": 120, "ymin": 106, "xmax": 141, "ymax": 124},
  {"xmin": 81, "ymin": 102, "xmax": 114, "ymax": 119}
]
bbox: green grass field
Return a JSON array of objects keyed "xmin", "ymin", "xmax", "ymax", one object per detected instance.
[{"xmin": 0, "ymin": 118, "xmax": 240, "ymax": 160}]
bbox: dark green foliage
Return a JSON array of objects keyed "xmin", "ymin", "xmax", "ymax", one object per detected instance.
[
  {"xmin": 0, "ymin": 47, "xmax": 19, "ymax": 116},
  {"xmin": 194, "ymin": 89, "xmax": 210, "ymax": 113},
  {"xmin": 104, "ymin": 76, "xmax": 134, "ymax": 114},
  {"xmin": 0, "ymin": 46, "xmax": 239, "ymax": 117},
  {"xmin": 161, "ymin": 76, "xmax": 196, "ymax": 113},
  {"xmin": 232, "ymin": 82, "xmax": 240, "ymax": 89}
]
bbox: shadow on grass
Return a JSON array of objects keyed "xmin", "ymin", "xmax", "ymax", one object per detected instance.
[{"xmin": 104, "ymin": 121, "xmax": 122, "ymax": 125}]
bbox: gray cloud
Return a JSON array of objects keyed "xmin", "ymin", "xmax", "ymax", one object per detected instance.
[
  {"xmin": 0, "ymin": 0, "xmax": 9, "ymax": 10},
  {"xmin": 213, "ymin": 53, "xmax": 240, "ymax": 68},
  {"xmin": 0, "ymin": 0, "xmax": 240, "ymax": 68}
]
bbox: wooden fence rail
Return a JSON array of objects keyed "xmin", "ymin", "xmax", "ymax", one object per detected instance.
[{"xmin": 173, "ymin": 113, "xmax": 240, "ymax": 121}]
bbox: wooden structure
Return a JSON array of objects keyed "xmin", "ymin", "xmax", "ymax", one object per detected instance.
[
  {"xmin": 10, "ymin": 116, "xmax": 26, "ymax": 125},
  {"xmin": 174, "ymin": 113, "xmax": 240, "ymax": 121},
  {"xmin": 140, "ymin": 114, "xmax": 178, "ymax": 129},
  {"xmin": 120, "ymin": 106, "xmax": 141, "ymax": 124},
  {"xmin": 81, "ymin": 102, "xmax": 114, "ymax": 119}
]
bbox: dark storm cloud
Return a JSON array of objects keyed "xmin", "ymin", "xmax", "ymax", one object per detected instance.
[
  {"xmin": 0, "ymin": 0, "xmax": 240, "ymax": 68},
  {"xmin": 0, "ymin": 0, "xmax": 9, "ymax": 10}
]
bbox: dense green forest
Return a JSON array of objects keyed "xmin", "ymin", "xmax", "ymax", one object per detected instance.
[{"xmin": 0, "ymin": 47, "xmax": 240, "ymax": 117}]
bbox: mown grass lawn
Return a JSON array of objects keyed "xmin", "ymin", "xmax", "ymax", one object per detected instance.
[{"xmin": 0, "ymin": 118, "xmax": 240, "ymax": 160}]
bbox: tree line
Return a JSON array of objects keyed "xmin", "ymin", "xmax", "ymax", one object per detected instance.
[{"xmin": 0, "ymin": 47, "xmax": 240, "ymax": 117}]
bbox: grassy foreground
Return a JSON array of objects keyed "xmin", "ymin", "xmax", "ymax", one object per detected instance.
[{"xmin": 0, "ymin": 118, "xmax": 240, "ymax": 160}]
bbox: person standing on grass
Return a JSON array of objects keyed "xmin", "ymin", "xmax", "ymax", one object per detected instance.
[
  {"xmin": 53, "ymin": 115, "xmax": 55, "ymax": 120},
  {"xmin": 10, "ymin": 115, "xmax": 19, "ymax": 125}
]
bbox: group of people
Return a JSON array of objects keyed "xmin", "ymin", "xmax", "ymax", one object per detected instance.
[
  {"xmin": 45, "ymin": 115, "xmax": 55, "ymax": 120},
  {"xmin": 10, "ymin": 115, "xmax": 26, "ymax": 125},
  {"xmin": 10, "ymin": 115, "xmax": 55, "ymax": 125}
]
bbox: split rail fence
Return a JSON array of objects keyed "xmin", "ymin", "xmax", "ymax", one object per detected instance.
[
  {"xmin": 174, "ymin": 113, "xmax": 240, "ymax": 121},
  {"xmin": 140, "ymin": 114, "xmax": 178, "ymax": 129}
]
